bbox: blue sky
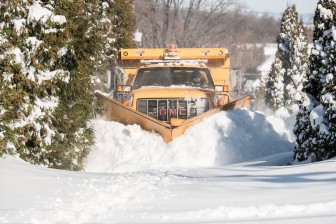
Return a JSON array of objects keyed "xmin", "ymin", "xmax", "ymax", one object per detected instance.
[{"xmin": 241, "ymin": 0, "xmax": 319, "ymax": 14}]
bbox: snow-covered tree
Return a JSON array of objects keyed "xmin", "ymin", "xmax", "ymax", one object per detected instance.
[
  {"xmin": 0, "ymin": 0, "xmax": 136, "ymax": 170},
  {"xmin": 294, "ymin": 0, "xmax": 336, "ymax": 162},
  {"xmin": 88, "ymin": 0, "xmax": 136, "ymax": 92},
  {"xmin": 87, "ymin": 0, "xmax": 117, "ymax": 69},
  {"xmin": 286, "ymin": 19, "xmax": 309, "ymax": 112},
  {"xmin": 265, "ymin": 53, "xmax": 286, "ymax": 111},
  {"xmin": 0, "ymin": 1, "xmax": 69, "ymax": 159},
  {"xmin": 264, "ymin": 5, "xmax": 308, "ymax": 113}
]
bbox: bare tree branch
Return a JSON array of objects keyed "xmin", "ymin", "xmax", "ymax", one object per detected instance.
[{"xmin": 134, "ymin": 0, "xmax": 280, "ymax": 73}]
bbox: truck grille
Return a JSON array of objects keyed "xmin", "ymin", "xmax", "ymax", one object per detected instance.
[{"xmin": 137, "ymin": 98, "xmax": 209, "ymax": 122}]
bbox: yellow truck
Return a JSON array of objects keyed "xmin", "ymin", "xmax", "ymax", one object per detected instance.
[{"xmin": 96, "ymin": 46, "xmax": 251, "ymax": 142}]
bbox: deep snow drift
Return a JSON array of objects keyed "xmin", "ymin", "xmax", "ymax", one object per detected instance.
[
  {"xmin": 86, "ymin": 109, "xmax": 293, "ymax": 172},
  {"xmin": 1, "ymin": 109, "xmax": 336, "ymax": 224}
]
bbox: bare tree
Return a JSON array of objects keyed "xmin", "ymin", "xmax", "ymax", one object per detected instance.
[
  {"xmin": 134, "ymin": 0, "xmax": 280, "ymax": 73},
  {"xmin": 135, "ymin": 0, "xmax": 238, "ymax": 47}
]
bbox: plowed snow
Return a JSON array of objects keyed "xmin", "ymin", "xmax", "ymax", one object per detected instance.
[{"xmin": 86, "ymin": 109, "xmax": 293, "ymax": 172}]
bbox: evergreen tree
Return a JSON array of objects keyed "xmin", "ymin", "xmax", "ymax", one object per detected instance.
[
  {"xmin": 86, "ymin": 0, "xmax": 116, "ymax": 70},
  {"xmin": 0, "ymin": 0, "xmax": 68, "ymax": 160},
  {"xmin": 111, "ymin": 0, "xmax": 136, "ymax": 50},
  {"xmin": 0, "ymin": 0, "xmax": 136, "ymax": 170},
  {"xmin": 1, "ymin": 0, "xmax": 137, "ymax": 168},
  {"xmin": 265, "ymin": 5, "xmax": 308, "ymax": 113},
  {"xmin": 0, "ymin": 0, "xmax": 30, "ymax": 156},
  {"xmin": 265, "ymin": 54, "xmax": 286, "ymax": 111},
  {"xmin": 50, "ymin": 0, "xmax": 100, "ymax": 170},
  {"xmin": 91, "ymin": 0, "xmax": 136, "ymax": 92},
  {"xmin": 286, "ymin": 19, "xmax": 309, "ymax": 113},
  {"xmin": 294, "ymin": 0, "xmax": 336, "ymax": 162}
]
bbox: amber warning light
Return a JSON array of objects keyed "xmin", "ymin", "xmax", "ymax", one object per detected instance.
[{"xmin": 167, "ymin": 45, "xmax": 177, "ymax": 52}]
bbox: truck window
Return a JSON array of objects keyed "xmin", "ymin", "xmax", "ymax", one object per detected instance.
[{"xmin": 133, "ymin": 67, "xmax": 214, "ymax": 89}]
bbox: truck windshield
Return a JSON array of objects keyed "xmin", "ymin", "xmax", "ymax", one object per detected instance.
[{"xmin": 133, "ymin": 67, "xmax": 215, "ymax": 89}]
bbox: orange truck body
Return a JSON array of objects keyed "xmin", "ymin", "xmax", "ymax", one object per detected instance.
[{"xmin": 96, "ymin": 46, "xmax": 251, "ymax": 142}]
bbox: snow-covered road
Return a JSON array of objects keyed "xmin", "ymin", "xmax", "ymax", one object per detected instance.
[
  {"xmin": 1, "ymin": 155, "xmax": 336, "ymax": 223},
  {"xmin": 1, "ymin": 110, "xmax": 336, "ymax": 223}
]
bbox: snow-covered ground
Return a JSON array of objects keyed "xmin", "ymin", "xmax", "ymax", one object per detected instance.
[{"xmin": 1, "ymin": 109, "xmax": 336, "ymax": 223}]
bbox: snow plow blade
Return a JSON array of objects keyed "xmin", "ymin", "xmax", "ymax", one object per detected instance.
[{"xmin": 96, "ymin": 92, "xmax": 252, "ymax": 143}]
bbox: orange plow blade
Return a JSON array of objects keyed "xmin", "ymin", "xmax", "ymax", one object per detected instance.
[{"xmin": 96, "ymin": 93, "xmax": 252, "ymax": 143}]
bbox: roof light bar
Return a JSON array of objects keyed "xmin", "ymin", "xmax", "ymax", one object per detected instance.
[{"xmin": 140, "ymin": 59, "xmax": 208, "ymax": 65}]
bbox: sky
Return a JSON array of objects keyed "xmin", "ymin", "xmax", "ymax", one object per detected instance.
[{"xmin": 241, "ymin": 0, "xmax": 319, "ymax": 14}]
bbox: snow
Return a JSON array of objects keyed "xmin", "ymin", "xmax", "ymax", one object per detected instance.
[
  {"xmin": 86, "ymin": 110, "xmax": 292, "ymax": 172},
  {"xmin": 2, "ymin": 109, "xmax": 336, "ymax": 223},
  {"xmin": 102, "ymin": 2, "xmax": 109, "ymax": 9},
  {"xmin": 27, "ymin": 1, "xmax": 66, "ymax": 27},
  {"xmin": 28, "ymin": 2, "xmax": 53, "ymax": 24},
  {"xmin": 50, "ymin": 15, "xmax": 66, "ymax": 25},
  {"xmin": 11, "ymin": 47, "xmax": 25, "ymax": 66},
  {"xmin": 318, "ymin": 4, "xmax": 333, "ymax": 20},
  {"xmin": 326, "ymin": 73, "xmax": 334, "ymax": 83},
  {"xmin": 12, "ymin": 19, "xmax": 26, "ymax": 34},
  {"xmin": 267, "ymin": 109, "xmax": 296, "ymax": 142},
  {"xmin": 310, "ymin": 104, "xmax": 329, "ymax": 134},
  {"xmin": 57, "ymin": 47, "xmax": 67, "ymax": 57},
  {"xmin": 257, "ymin": 54, "xmax": 275, "ymax": 74},
  {"xmin": 322, "ymin": 92, "xmax": 336, "ymax": 106},
  {"xmin": 333, "ymin": 27, "xmax": 336, "ymax": 41},
  {"xmin": 38, "ymin": 70, "xmax": 64, "ymax": 83}
]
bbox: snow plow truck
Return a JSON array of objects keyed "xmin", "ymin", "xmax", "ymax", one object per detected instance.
[{"xmin": 96, "ymin": 46, "xmax": 251, "ymax": 142}]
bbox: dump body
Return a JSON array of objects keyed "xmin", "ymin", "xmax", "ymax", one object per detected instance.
[{"xmin": 100, "ymin": 46, "xmax": 251, "ymax": 142}]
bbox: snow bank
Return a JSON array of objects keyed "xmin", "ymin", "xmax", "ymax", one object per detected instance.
[
  {"xmin": 2, "ymin": 155, "xmax": 336, "ymax": 224},
  {"xmin": 86, "ymin": 109, "xmax": 293, "ymax": 172}
]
